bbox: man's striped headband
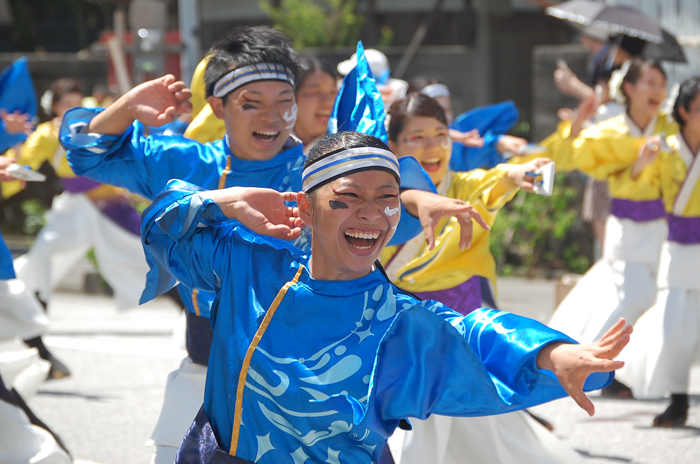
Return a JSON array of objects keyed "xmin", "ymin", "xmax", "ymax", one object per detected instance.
[
  {"xmin": 213, "ymin": 63, "xmax": 295, "ymax": 98},
  {"xmin": 302, "ymin": 147, "xmax": 401, "ymax": 193},
  {"xmin": 420, "ymin": 83, "xmax": 451, "ymax": 99}
]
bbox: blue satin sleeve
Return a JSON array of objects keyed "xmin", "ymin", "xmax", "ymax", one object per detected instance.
[
  {"xmin": 391, "ymin": 156, "xmax": 438, "ymax": 246},
  {"xmin": 60, "ymin": 107, "xmax": 225, "ymax": 200},
  {"xmin": 140, "ymin": 179, "xmax": 237, "ymax": 305},
  {"xmin": 0, "ymin": 230, "xmax": 15, "ymax": 280},
  {"xmin": 347, "ymin": 304, "xmax": 612, "ymax": 437}
]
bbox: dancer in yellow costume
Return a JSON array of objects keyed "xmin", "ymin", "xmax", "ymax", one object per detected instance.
[
  {"xmin": 615, "ymin": 76, "xmax": 700, "ymax": 426},
  {"xmin": 12, "ymin": 79, "xmax": 149, "ymax": 311},
  {"xmin": 383, "ymin": 93, "xmax": 586, "ymax": 464}
]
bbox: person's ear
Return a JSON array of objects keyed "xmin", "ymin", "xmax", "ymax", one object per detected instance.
[
  {"xmin": 297, "ymin": 191, "xmax": 312, "ymax": 226},
  {"xmin": 678, "ymin": 106, "xmax": 690, "ymax": 125},
  {"xmin": 208, "ymin": 96, "xmax": 225, "ymax": 120},
  {"xmin": 621, "ymin": 81, "xmax": 633, "ymax": 101}
]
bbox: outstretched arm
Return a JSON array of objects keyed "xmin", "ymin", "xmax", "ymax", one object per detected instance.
[{"xmin": 537, "ymin": 318, "xmax": 632, "ymax": 416}]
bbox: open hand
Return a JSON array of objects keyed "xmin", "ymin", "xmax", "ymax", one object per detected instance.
[
  {"xmin": 1, "ymin": 110, "xmax": 34, "ymax": 135},
  {"xmin": 497, "ymin": 135, "xmax": 528, "ymax": 156},
  {"xmin": 450, "ymin": 128, "xmax": 484, "ymax": 148},
  {"xmin": 205, "ymin": 187, "xmax": 303, "ymax": 241},
  {"xmin": 127, "ymin": 75, "xmax": 192, "ymax": 127},
  {"xmin": 537, "ymin": 318, "xmax": 632, "ymax": 416},
  {"xmin": 401, "ymin": 189, "xmax": 490, "ymax": 250},
  {"xmin": 507, "ymin": 158, "xmax": 551, "ymax": 193}
]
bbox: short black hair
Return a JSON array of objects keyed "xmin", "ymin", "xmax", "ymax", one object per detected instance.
[
  {"xmin": 306, "ymin": 131, "xmax": 391, "ymax": 169},
  {"xmin": 297, "ymin": 56, "xmax": 339, "ymax": 94},
  {"xmin": 204, "ymin": 26, "xmax": 301, "ymax": 100},
  {"xmin": 673, "ymin": 77, "xmax": 700, "ymax": 128}
]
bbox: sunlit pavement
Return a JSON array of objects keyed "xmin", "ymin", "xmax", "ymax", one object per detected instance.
[{"xmin": 16, "ymin": 277, "xmax": 699, "ymax": 464}]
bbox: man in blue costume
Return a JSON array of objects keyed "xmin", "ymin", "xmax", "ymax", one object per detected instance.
[
  {"xmin": 60, "ymin": 27, "xmax": 469, "ymax": 463},
  {"xmin": 141, "ymin": 130, "xmax": 632, "ymax": 464}
]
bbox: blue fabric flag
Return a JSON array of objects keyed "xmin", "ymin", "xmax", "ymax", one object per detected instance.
[
  {"xmin": 449, "ymin": 100, "xmax": 519, "ymax": 172},
  {"xmin": 0, "ymin": 58, "xmax": 37, "ymax": 154},
  {"xmin": 0, "ymin": 230, "xmax": 16, "ymax": 280},
  {"xmin": 328, "ymin": 41, "xmax": 388, "ymax": 143}
]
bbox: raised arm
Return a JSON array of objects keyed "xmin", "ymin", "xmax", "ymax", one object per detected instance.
[{"xmin": 140, "ymin": 180, "xmax": 302, "ymax": 303}]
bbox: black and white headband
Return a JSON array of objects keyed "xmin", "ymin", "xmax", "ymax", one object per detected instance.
[
  {"xmin": 213, "ymin": 63, "xmax": 295, "ymax": 98},
  {"xmin": 302, "ymin": 147, "xmax": 401, "ymax": 193},
  {"xmin": 420, "ymin": 83, "xmax": 451, "ymax": 99}
]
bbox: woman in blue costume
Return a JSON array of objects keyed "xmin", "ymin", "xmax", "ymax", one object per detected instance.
[
  {"xmin": 141, "ymin": 129, "xmax": 632, "ymax": 464},
  {"xmin": 60, "ymin": 28, "xmax": 448, "ymax": 464}
]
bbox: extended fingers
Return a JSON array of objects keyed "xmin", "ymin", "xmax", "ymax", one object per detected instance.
[
  {"xmin": 469, "ymin": 209, "xmax": 490, "ymax": 231},
  {"xmin": 456, "ymin": 214, "xmax": 473, "ymax": 250},
  {"xmin": 570, "ymin": 387, "xmax": 595, "ymax": 417},
  {"xmin": 421, "ymin": 216, "xmax": 436, "ymax": 251}
]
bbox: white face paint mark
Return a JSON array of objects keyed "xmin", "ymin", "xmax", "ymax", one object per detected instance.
[
  {"xmin": 283, "ymin": 103, "xmax": 298, "ymax": 130},
  {"xmin": 440, "ymin": 138, "xmax": 451, "ymax": 151},
  {"xmin": 384, "ymin": 206, "xmax": 400, "ymax": 216},
  {"xmin": 391, "ymin": 225, "xmax": 397, "ymax": 231}
]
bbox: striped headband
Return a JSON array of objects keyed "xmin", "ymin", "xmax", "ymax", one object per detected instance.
[
  {"xmin": 420, "ymin": 83, "xmax": 451, "ymax": 99},
  {"xmin": 213, "ymin": 63, "xmax": 295, "ymax": 98},
  {"xmin": 302, "ymin": 147, "xmax": 401, "ymax": 193}
]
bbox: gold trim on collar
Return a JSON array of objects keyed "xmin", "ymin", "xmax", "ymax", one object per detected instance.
[
  {"xmin": 229, "ymin": 265, "xmax": 305, "ymax": 456},
  {"xmin": 219, "ymin": 155, "xmax": 232, "ymax": 190}
]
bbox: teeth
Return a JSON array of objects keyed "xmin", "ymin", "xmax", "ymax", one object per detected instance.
[
  {"xmin": 423, "ymin": 157, "xmax": 441, "ymax": 164},
  {"xmin": 255, "ymin": 131, "xmax": 278, "ymax": 136},
  {"xmin": 345, "ymin": 230, "xmax": 380, "ymax": 239}
]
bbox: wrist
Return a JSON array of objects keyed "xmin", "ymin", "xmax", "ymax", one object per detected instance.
[
  {"xmin": 536, "ymin": 341, "xmax": 565, "ymax": 371},
  {"xmin": 201, "ymin": 187, "xmax": 245, "ymax": 219},
  {"xmin": 399, "ymin": 189, "xmax": 419, "ymax": 217}
]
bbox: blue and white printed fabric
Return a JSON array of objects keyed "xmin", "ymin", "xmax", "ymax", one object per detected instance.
[{"xmin": 142, "ymin": 179, "xmax": 613, "ymax": 463}]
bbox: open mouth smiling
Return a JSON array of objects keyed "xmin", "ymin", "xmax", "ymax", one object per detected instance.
[
  {"xmin": 420, "ymin": 156, "xmax": 443, "ymax": 173},
  {"xmin": 253, "ymin": 130, "xmax": 280, "ymax": 143},
  {"xmin": 344, "ymin": 228, "xmax": 382, "ymax": 250}
]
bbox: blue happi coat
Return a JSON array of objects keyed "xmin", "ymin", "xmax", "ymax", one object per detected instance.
[{"xmin": 142, "ymin": 179, "xmax": 612, "ymax": 464}]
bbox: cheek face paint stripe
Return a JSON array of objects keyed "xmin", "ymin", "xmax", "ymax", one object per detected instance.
[
  {"xmin": 329, "ymin": 200, "xmax": 349, "ymax": 210},
  {"xmin": 283, "ymin": 103, "xmax": 298, "ymax": 129},
  {"xmin": 384, "ymin": 206, "xmax": 400, "ymax": 216}
]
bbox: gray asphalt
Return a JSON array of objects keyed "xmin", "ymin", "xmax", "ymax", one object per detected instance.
[{"xmin": 18, "ymin": 277, "xmax": 700, "ymax": 464}]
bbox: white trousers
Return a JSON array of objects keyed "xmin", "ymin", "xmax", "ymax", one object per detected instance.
[
  {"xmin": 148, "ymin": 356, "xmax": 207, "ymax": 464},
  {"xmin": 14, "ymin": 192, "xmax": 149, "ymax": 309},
  {"xmin": 548, "ymin": 215, "xmax": 665, "ymax": 344},
  {"xmin": 0, "ymin": 399, "xmax": 71, "ymax": 464},
  {"xmin": 616, "ymin": 241, "xmax": 700, "ymax": 397},
  {"xmin": 388, "ymin": 412, "xmax": 585, "ymax": 464}
]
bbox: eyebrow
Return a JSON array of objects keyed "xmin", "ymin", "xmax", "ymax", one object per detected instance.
[{"xmin": 343, "ymin": 183, "xmax": 399, "ymax": 190}]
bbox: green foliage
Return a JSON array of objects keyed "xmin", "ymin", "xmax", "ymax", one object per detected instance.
[
  {"xmin": 20, "ymin": 199, "xmax": 46, "ymax": 235},
  {"xmin": 260, "ymin": 0, "xmax": 364, "ymax": 49},
  {"xmin": 490, "ymin": 173, "xmax": 590, "ymax": 276}
]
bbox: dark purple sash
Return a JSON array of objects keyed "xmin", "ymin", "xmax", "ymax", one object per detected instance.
[
  {"xmin": 413, "ymin": 275, "xmax": 482, "ymax": 316},
  {"xmin": 610, "ymin": 198, "xmax": 665, "ymax": 222},
  {"xmin": 667, "ymin": 215, "xmax": 700, "ymax": 244},
  {"xmin": 176, "ymin": 406, "xmax": 254, "ymax": 464},
  {"xmin": 60, "ymin": 176, "xmax": 102, "ymax": 193}
]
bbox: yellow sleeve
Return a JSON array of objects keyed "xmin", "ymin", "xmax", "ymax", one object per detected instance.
[
  {"xmin": 184, "ymin": 103, "xmax": 226, "ymax": 144},
  {"xmin": 572, "ymin": 126, "xmax": 645, "ymax": 180},
  {"xmin": 508, "ymin": 121, "xmax": 577, "ymax": 171},
  {"xmin": 16, "ymin": 122, "xmax": 60, "ymax": 171},
  {"xmin": 658, "ymin": 142, "xmax": 690, "ymax": 213},
  {"xmin": 189, "ymin": 55, "xmax": 211, "ymax": 120},
  {"xmin": 452, "ymin": 164, "xmax": 518, "ymax": 209},
  {"xmin": 609, "ymin": 155, "xmax": 662, "ymax": 201}
]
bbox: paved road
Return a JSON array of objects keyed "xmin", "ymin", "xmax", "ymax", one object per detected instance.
[{"xmin": 15, "ymin": 277, "xmax": 700, "ymax": 463}]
